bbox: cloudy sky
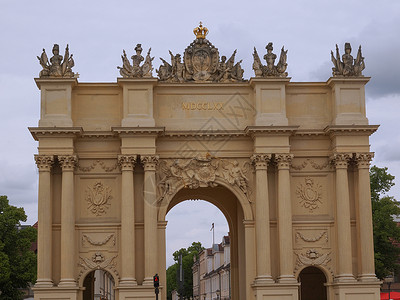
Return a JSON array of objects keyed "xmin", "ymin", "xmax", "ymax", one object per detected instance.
[{"xmin": 1, "ymin": 0, "xmax": 399, "ymax": 266}]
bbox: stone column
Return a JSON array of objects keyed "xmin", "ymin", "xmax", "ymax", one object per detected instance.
[
  {"xmin": 276, "ymin": 154, "xmax": 296, "ymax": 283},
  {"xmin": 331, "ymin": 153, "xmax": 355, "ymax": 282},
  {"xmin": 250, "ymin": 154, "xmax": 274, "ymax": 284},
  {"xmin": 355, "ymin": 152, "xmax": 377, "ymax": 281},
  {"xmin": 118, "ymin": 155, "xmax": 137, "ymax": 286},
  {"xmin": 34, "ymin": 155, "xmax": 54, "ymax": 287},
  {"xmin": 58, "ymin": 155, "xmax": 78, "ymax": 287},
  {"xmin": 142, "ymin": 155, "xmax": 159, "ymax": 285}
]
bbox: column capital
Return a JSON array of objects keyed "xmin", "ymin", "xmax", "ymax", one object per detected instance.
[
  {"xmin": 251, "ymin": 154, "xmax": 272, "ymax": 170},
  {"xmin": 34, "ymin": 155, "xmax": 54, "ymax": 171},
  {"xmin": 354, "ymin": 152, "xmax": 374, "ymax": 169},
  {"xmin": 330, "ymin": 153, "xmax": 352, "ymax": 169},
  {"xmin": 142, "ymin": 155, "xmax": 159, "ymax": 171},
  {"xmin": 59, "ymin": 155, "xmax": 78, "ymax": 171},
  {"xmin": 275, "ymin": 153, "xmax": 294, "ymax": 170},
  {"xmin": 118, "ymin": 155, "xmax": 137, "ymax": 171}
]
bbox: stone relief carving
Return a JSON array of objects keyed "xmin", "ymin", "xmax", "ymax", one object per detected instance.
[
  {"xmin": 296, "ymin": 177, "xmax": 323, "ymax": 212},
  {"xmin": 77, "ymin": 252, "xmax": 119, "ymax": 281},
  {"xmin": 331, "ymin": 43, "xmax": 365, "ymax": 77},
  {"xmin": 37, "ymin": 44, "xmax": 76, "ymax": 78},
  {"xmin": 291, "ymin": 158, "xmax": 330, "ymax": 171},
  {"xmin": 295, "ymin": 231, "xmax": 328, "ymax": 243},
  {"xmin": 157, "ymin": 155, "xmax": 251, "ymax": 202},
  {"xmin": 82, "ymin": 234, "xmax": 116, "ymax": 246},
  {"xmin": 295, "ymin": 249, "xmax": 332, "ymax": 275},
  {"xmin": 253, "ymin": 42, "xmax": 288, "ymax": 77},
  {"xmin": 78, "ymin": 160, "xmax": 119, "ymax": 173},
  {"xmin": 118, "ymin": 43, "xmax": 154, "ymax": 78},
  {"xmin": 157, "ymin": 23, "xmax": 244, "ymax": 83},
  {"xmin": 85, "ymin": 181, "xmax": 112, "ymax": 216}
]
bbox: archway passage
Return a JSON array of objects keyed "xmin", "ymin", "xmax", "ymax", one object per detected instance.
[
  {"xmin": 83, "ymin": 270, "xmax": 115, "ymax": 300},
  {"xmin": 298, "ymin": 267, "xmax": 327, "ymax": 300},
  {"xmin": 160, "ymin": 185, "xmax": 253, "ymax": 300}
]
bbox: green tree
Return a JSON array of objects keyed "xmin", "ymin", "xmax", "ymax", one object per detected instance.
[
  {"xmin": 370, "ymin": 166, "xmax": 400, "ymax": 279},
  {"xmin": 0, "ymin": 195, "xmax": 37, "ymax": 299},
  {"xmin": 166, "ymin": 242, "xmax": 204, "ymax": 300}
]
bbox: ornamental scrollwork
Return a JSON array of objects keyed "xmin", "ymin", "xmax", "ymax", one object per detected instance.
[
  {"xmin": 78, "ymin": 160, "xmax": 119, "ymax": 173},
  {"xmin": 294, "ymin": 249, "xmax": 332, "ymax": 275},
  {"xmin": 296, "ymin": 177, "xmax": 323, "ymax": 212},
  {"xmin": 157, "ymin": 155, "xmax": 251, "ymax": 203},
  {"xmin": 77, "ymin": 252, "xmax": 119, "ymax": 281},
  {"xmin": 85, "ymin": 181, "xmax": 112, "ymax": 216},
  {"xmin": 82, "ymin": 234, "xmax": 116, "ymax": 246},
  {"xmin": 295, "ymin": 231, "xmax": 328, "ymax": 243},
  {"xmin": 291, "ymin": 158, "xmax": 330, "ymax": 171}
]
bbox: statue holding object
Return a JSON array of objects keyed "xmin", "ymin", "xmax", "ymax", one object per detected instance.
[
  {"xmin": 253, "ymin": 42, "xmax": 288, "ymax": 78},
  {"xmin": 118, "ymin": 44, "xmax": 154, "ymax": 78},
  {"xmin": 331, "ymin": 42, "xmax": 365, "ymax": 77},
  {"xmin": 37, "ymin": 44, "xmax": 76, "ymax": 78}
]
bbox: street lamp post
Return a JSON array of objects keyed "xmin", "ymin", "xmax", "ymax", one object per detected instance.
[{"xmin": 384, "ymin": 275, "xmax": 395, "ymax": 300}]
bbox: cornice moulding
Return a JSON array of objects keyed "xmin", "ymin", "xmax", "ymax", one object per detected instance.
[
  {"xmin": 29, "ymin": 127, "xmax": 83, "ymax": 140},
  {"xmin": 34, "ymin": 77, "xmax": 78, "ymax": 89}
]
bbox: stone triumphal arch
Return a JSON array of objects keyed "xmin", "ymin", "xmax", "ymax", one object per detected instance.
[{"xmin": 31, "ymin": 24, "xmax": 380, "ymax": 300}]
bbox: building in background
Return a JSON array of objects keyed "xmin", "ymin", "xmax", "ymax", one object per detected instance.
[{"xmin": 193, "ymin": 236, "xmax": 230, "ymax": 300}]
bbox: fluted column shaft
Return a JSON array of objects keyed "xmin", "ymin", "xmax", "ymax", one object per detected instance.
[
  {"xmin": 142, "ymin": 155, "xmax": 159, "ymax": 284},
  {"xmin": 355, "ymin": 153, "xmax": 377, "ymax": 281},
  {"xmin": 332, "ymin": 153, "xmax": 355, "ymax": 281},
  {"xmin": 59, "ymin": 155, "xmax": 77, "ymax": 287},
  {"xmin": 35, "ymin": 155, "xmax": 54, "ymax": 287},
  {"xmin": 276, "ymin": 154, "xmax": 296, "ymax": 283},
  {"xmin": 118, "ymin": 155, "xmax": 137, "ymax": 285},
  {"xmin": 251, "ymin": 154, "xmax": 273, "ymax": 284}
]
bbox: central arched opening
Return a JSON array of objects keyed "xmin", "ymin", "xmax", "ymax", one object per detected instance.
[
  {"xmin": 159, "ymin": 184, "xmax": 252, "ymax": 300},
  {"xmin": 298, "ymin": 266, "xmax": 327, "ymax": 300}
]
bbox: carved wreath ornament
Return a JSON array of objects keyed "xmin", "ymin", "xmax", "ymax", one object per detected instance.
[
  {"xmin": 157, "ymin": 156, "xmax": 251, "ymax": 202},
  {"xmin": 85, "ymin": 181, "xmax": 112, "ymax": 216},
  {"xmin": 296, "ymin": 177, "xmax": 323, "ymax": 212}
]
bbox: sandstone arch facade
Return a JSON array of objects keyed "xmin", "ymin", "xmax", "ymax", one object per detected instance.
[{"xmin": 31, "ymin": 72, "xmax": 380, "ymax": 300}]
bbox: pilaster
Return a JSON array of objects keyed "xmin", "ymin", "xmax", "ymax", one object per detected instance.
[
  {"xmin": 275, "ymin": 154, "xmax": 296, "ymax": 283},
  {"xmin": 330, "ymin": 153, "xmax": 356, "ymax": 282},
  {"xmin": 58, "ymin": 155, "xmax": 78, "ymax": 287},
  {"xmin": 142, "ymin": 155, "xmax": 159, "ymax": 285},
  {"xmin": 118, "ymin": 155, "xmax": 138, "ymax": 286},
  {"xmin": 34, "ymin": 155, "xmax": 55, "ymax": 288},
  {"xmin": 250, "ymin": 154, "xmax": 274, "ymax": 284},
  {"xmin": 354, "ymin": 152, "xmax": 378, "ymax": 282}
]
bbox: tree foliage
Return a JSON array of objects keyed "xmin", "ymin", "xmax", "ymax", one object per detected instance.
[
  {"xmin": 166, "ymin": 242, "xmax": 204, "ymax": 300},
  {"xmin": 0, "ymin": 195, "xmax": 37, "ymax": 299},
  {"xmin": 370, "ymin": 166, "xmax": 400, "ymax": 279}
]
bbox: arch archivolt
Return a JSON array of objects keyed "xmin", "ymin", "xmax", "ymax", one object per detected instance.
[{"xmin": 156, "ymin": 156, "xmax": 254, "ymax": 222}]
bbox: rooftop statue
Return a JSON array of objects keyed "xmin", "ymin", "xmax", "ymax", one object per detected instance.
[
  {"xmin": 37, "ymin": 44, "xmax": 76, "ymax": 78},
  {"xmin": 253, "ymin": 43, "xmax": 288, "ymax": 78},
  {"xmin": 331, "ymin": 43, "xmax": 365, "ymax": 77},
  {"xmin": 118, "ymin": 44, "xmax": 154, "ymax": 78},
  {"xmin": 157, "ymin": 23, "xmax": 244, "ymax": 83}
]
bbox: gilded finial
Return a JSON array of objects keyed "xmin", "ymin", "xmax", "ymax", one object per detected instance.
[{"xmin": 193, "ymin": 22, "xmax": 208, "ymax": 39}]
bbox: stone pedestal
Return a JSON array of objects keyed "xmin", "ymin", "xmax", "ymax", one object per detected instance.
[
  {"xmin": 250, "ymin": 78, "xmax": 290, "ymax": 126},
  {"xmin": 33, "ymin": 287, "xmax": 79, "ymax": 300},
  {"xmin": 117, "ymin": 285, "xmax": 162, "ymax": 300},
  {"xmin": 328, "ymin": 77, "xmax": 370, "ymax": 125},
  {"xmin": 117, "ymin": 78, "xmax": 157, "ymax": 127},
  {"xmin": 35, "ymin": 78, "xmax": 77, "ymax": 127},
  {"xmin": 253, "ymin": 283, "xmax": 300, "ymax": 300}
]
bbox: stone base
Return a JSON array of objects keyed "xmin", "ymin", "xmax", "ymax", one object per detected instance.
[
  {"xmin": 253, "ymin": 282, "xmax": 300, "ymax": 300},
  {"xmin": 117, "ymin": 285, "xmax": 162, "ymax": 300},
  {"xmin": 331, "ymin": 281, "xmax": 381, "ymax": 300},
  {"xmin": 33, "ymin": 286, "xmax": 79, "ymax": 300}
]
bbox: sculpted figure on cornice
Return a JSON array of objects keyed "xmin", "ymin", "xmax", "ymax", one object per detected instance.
[
  {"xmin": 331, "ymin": 42, "xmax": 365, "ymax": 77},
  {"xmin": 157, "ymin": 23, "xmax": 244, "ymax": 83},
  {"xmin": 118, "ymin": 44, "xmax": 154, "ymax": 78},
  {"xmin": 157, "ymin": 155, "xmax": 251, "ymax": 202},
  {"xmin": 253, "ymin": 42, "xmax": 288, "ymax": 77},
  {"xmin": 37, "ymin": 44, "xmax": 76, "ymax": 78}
]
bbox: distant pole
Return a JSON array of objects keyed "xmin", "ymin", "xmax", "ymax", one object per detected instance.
[{"xmin": 210, "ymin": 223, "xmax": 215, "ymax": 245}]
